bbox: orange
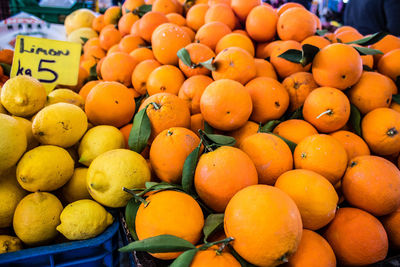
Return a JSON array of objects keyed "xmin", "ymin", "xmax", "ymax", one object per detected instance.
[
  {"xmin": 324, "ymin": 207, "xmax": 388, "ymax": 266},
  {"xmin": 122, "ymin": 0, "xmax": 145, "ymax": 14},
  {"xmin": 275, "ymin": 169, "xmax": 338, "ymax": 230},
  {"xmin": 129, "ymin": 47, "xmax": 155, "ymax": 63},
  {"xmin": 342, "ymin": 155, "xmax": 400, "ymax": 216},
  {"xmin": 348, "ymin": 72, "xmax": 393, "ymax": 114},
  {"xmin": 200, "ymin": 79, "xmax": 252, "ymax": 131},
  {"xmin": 83, "ymin": 37, "xmax": 100, "ymax": 52},
  {"xmin": 370, "ymin": 34, "xmax": 400, "ymax": 64},
  {"xmin": 103, "ymin": 6, "xmax": 122, "ymax": 25},
  {"xmin": 215, "ymin": 33, "xmax": 255, "ymax": 56},
  {"xmin": 92, "ymin": 15, "xmax": 105, "ymax": 32},
  {"xmin": 190, "ymin": 245, "xmax": 241, "ymax": 266},
  {"xmin": 79, "ymin": 80, "xmax": 101, "ymax": 101},
  {"xmin": 152, "ymin": 0, "xmax": 183, "ymax": 15},
  {"xmin": 96, "ymin": 57, "xmax": 105, "ymax": 78},
  {"xmin": 294, "ymin": 134, "xmax": 348, "ymax": 184},
  {"xmin": 312, "ymin": 43, "xmax": 363, "ymax": 90},
  {"xmin": 333, "ymin": 25, "xmax": 359, "ymax": 35},
  {"xmin": 186, "ymin": 3, "xmax": 209, "ymax": 31},
  {"xmin": 330, "ymin": 130, "xmax": 370, "ymax": 162},
  {"xmin": 273, "ymin": 119, "xmax": 318, "ymax": 144},
  {"xmin": 85, "ymin": 81, "xmax": 135, "ymax": 127},
  {"xmin": 301, "ymin": 35, "xmax": 331, "ymax": 49},
  {"xmin": 195, "ymin": 22, "xmax": 232, "ymax": 50},
  {"xmin": 178, "ymin": 75, "xmax": 213, "ymax": 114},
  {"xmin": 335, "ymin": 30, "xmax": 363, "ymax": 43},
  {"xmin": 99, "ymin": 24, "xmax": 122, "ymax": 50},
  {"xmin": 181, "ymin": 26, "xmax": 195, "ymax": 42},
  {"xmin": 149, "ymin": 127, "xmax": 200, "ymax": 183},
  {"xmin": 227, "ymin": 121, "xmax": 259, "ymax": 148},
  {"xmin": 118, "ymin": 12, "xmax": 140, "ymax": 36},
  {"xmin": 204, "ymin": 3, "xmax": 236, "ymax": 30},
  {"xmin": 277, "ymin": 7, "xmax": 316, "ymax": 42},
  {"xmin": 231, "ymin": 0, "xmax": 260, "ymax": 21},
  {"xmin": 377, "ymin": 48, "xmax": 400, "ymax": 82},
  {"xmin": 119, "ymin": 123, "xmax": 132, "ymax": 149},
  {"xmin": 106, "ymin": 44, "xmax": 121, "ymax": 55},
  {"xmin": 166, "ymin": 13, "xmax": 186, "ymax": 26},
  {"xmin": 285, "ymin": 230, "xmax": 336, "ymax": 267},
  {"xmin": 256, "ymin": 40, "xmax": 282, "ymax": 59},
  {"xmin": 130, "ymin": 20, "xmax": 141, "ymax": 36},
  {"xmin": 391, "ymin": 102, "xmax": 400, "ymax": 113},
  {"xmin": 118, "ymin": 34, "xmax": 146, "ymax": 53},
  {"xmin": 277, "ymin": 2, "xmax": 304, "ymax": 16},
  {"xmin": 282, "ymin": 72, "xmax": 318, "ymax": 112},
  {"xmin": 100, "ymin": 52, "xmax": 137, "ymax": 87},
  {"xmin": 83, "ymin": 45, "xmax": 106, "ymax": 62},
  {"xmin": 139, "ymin": 93, "xmax": 191, "ymax": 139},
  {"xmin": 194, "ymin": 146, "xmax": 258, "ymax": 212},
  {"xmin": 178, "ymin": 43, "xmax": 215, "ymax": 77},
  {"xmin": 151, "ymin": 23, "xmax": 191, "ymax": 65},
  {"xmin": 312, "ymin": 13, "xmax": 321, "ymax": 30},
  {"xmin": 147, "ymin": 65, "xmax": 185, "ymax": 95},
  {"xmin": 352, "ymin": 44, "xmax": 374, "ymax": 69},
  {"xmin": 382, "ymin": 206, "xmax": 400, "ymax": 249},
  {"xmin": 135, "ymin": 190, "xmax": 204, "ymax": 260},
  {"xmin": 137, "ymin": 11, "xmax": 169, "ymax": 42},
  {"xmin": 65, "ymin": 66, "xmax": 88, "ymax": 92},
  {"xmin": 362, "ymin": 108, "xmax": 400, "ymax": 155},
  {"xmin": 270, "ymin": 40, "xmax": 310, "ymax": 79},
  {"xmin": 232, "ymin": 29, "xmax": 249, "ymax": 37},
  {"xmin": 132, "ymin": 59, "xmax": 161, "ymax": 95},
  {"xmin": 246, "ymin": 5, "xmax": 277, "ymax": 42},
  {"xmin": 240, "ymin": 133, "xmax": 293, "ymax": 185},
  {"xmin": 254, "ymin": 58, "xmax": 277, "ymax": 79},
  {"xmin": 245, "ymin": 77, "xmax": 289, "ymax": 123},
  {"xmin": 190, "ymin": 113, "xmax": 205, "ymax": 136},
  {"xmin": 303, "ymin": 87, "xmax": 350, "ymax": 133},
  {"xmin": 224, "ymin": 185, "xmax": 302, "ymax": 267},
  {"xmin": 212, "ymin": 47, "xmax": 256, "ymax": 85}
]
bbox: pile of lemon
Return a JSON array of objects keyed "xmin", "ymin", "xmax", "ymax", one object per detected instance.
[{"xmin": 0, "ymin": 75, "xmax": 150, "ymax": 253}]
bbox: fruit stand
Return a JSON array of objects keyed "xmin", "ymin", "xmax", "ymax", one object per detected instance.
[{"xmin": 1, "ymin": 0, "xmax": 400, "ymax": 266}]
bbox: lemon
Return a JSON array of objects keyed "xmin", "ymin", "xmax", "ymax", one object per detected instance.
[
  {"xmin": 61, "ymin": 167, "xmax": 91, "ymax": 203},
  {"xmin": 16, "ymin": 145, "xmax": 74, "ymax": 192},
  {"xmin": 56, "ymin": 199, "xmax": 113, "ymax": 240},
  {"xmin": 67, "ymin": 27, "xmax": 98, "ymax": 44},
  {"xmin": 32, "ymin": 103, "xmax": 88, "ymax": 148},
  {"xmin": 0, "ymin": 75, "xmax": 46, "ymax": 117},
  {"xmin": 78, "ymin": 125, "xmax": 125, "ymax": 167},
  {"xmin": 12, "ymin": 116, "xmax": 39, "ymax": 150},
  {"xmin": 0, "ymin": 167, "xmax": 27, "ymax": 228},
  {"xmin": 87, "ymin": 149, "xmax": 151, "ymax": 208},
  {"xmin": 13, "ymin": 192, "xmax": 63, "ymax": 246},
  {"xmin": 0, "ymin": 235, "xmax": 22, "ymax": 253},
  {"xmin": 46, "ymin": 89, "xmax": 85, "ymax": 109},
  {"xmin": 65, "ymin": 9, "xmax": 96, "ymax": 35},
  {"xmin": 0, "ymin": 114, "xmax": 27, "ymax": 174}
]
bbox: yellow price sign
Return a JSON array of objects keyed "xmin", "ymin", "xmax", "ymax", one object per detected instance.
[{"xmin": 10, "ymin": 35, "xmax": 82, "ymax": 93}]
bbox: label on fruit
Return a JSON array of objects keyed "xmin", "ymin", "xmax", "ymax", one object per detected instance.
[{"xmin": 10, "ymin": 35, "xmax": 81, "ymax": 93}]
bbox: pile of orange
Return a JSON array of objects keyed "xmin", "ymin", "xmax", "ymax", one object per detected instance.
[{"xmin": 14, "ymin": 0, "xmax": 400, "ymax": 265}]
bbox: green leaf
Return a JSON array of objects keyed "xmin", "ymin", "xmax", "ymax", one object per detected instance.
[
  {"xmin": 134, "ymin": 93, "xmax": 147, "ymax": 114},
  {"xmin": 345, "ymin": 31, "xmax": 388, "ymax": 46},
  {"xmin": 138, "ymin": 182, "xmax": 183, "ymax": 196},
  {"xmin": 86, "ymin": 63, "xmax": 98, "ymax": 82},
  {"xmin": 0, "ymin": 63, "xmax": 11, "ymax": 76},
  {"xmin": 316, "ymin": 29, "xmax": 328, "ymax": 36},
  {"xmin": 289, "ymin": 105, "xmax": 304, "ymax": 120},
  {"xmin": 125, "ymin": 198, "xmax": 141, "ymax": 241},
  {"xmin": 363, "ymin": 65, "xmax": 373, "ymax": 71},
  {"xmin": 199, "ymin": 58, "xmax": 216, "ymax": 71},
  {"xmin": 119, "ymin": 234, "xmax": 196, "ymax": 253},
  {"xmin": 182, "ymin": 141, "xmax": 202, "ymax": 194},
  {"xmin": 177, "ymin": 48, "xmax": 192, "ymax": 67},
  {"xmin": 227, "ymin": 244, "xmax": 257, "ymax": 267},
  {"xmin": 392, "ymin": 94, "xmax": 400, "ymax": 105},
  {"xmin": 301, "ymin": 44, "xmax": 320, "ymax": 66},
  {"xmin": 128, "ymin": 104, "xmax": 151, "ymax": 153},
  {"xmin": 204, "ymin": 133, "xmax": 236, "ymax": 146},
  {"xmin": 350, "ymin": 104, "xmax": 362, "ymax": 136},
  {"xmin": 133, "ymin": 4, "xmax": 152, "ymax": 17},
  {"xmin": 183, "ymin": 0, "xmax": 196, "ymax": 10},
  {"xmin": 352, "ymin": 46, "xmax": 383, "ymax": 55},
  {"xmin": 203, "ymin": 214, "xmax": 224, "ymax": 243},
  {"xmin": 170, "ymin": 248, "xmax": 198, "ymax": 267},
  {"xmin": 204, "ymin": 121, "xmax": 213, "ymax": 134},
  {"xmin": 259, "ymin": 120, "xmax": 281, "ymax": 133},
  {"xmin": 271, "ymin": 133, "xmax": 297, "ymax": 152},
  {"xmin": 80, "ymin": 37, "xmax": 89, "ymax": 44},
  {"xmin": 278, "ymin": 49, "xmax": 303, "ymax": 64}
]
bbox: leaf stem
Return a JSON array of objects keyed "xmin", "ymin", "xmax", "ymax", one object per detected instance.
[
  {"xmin": 151, "ymin": 102, "xmax": 161, "ymax": 110},
  {"xmin": 199, "ymin": 237, "xmax": 234, "ymax": 251},
  {"xmin": 123, "ymin": 187, "xmax": 149, "ymax": 207},
  {"xmin": 316, "ymin": 109, "xmax": 333, "ymax": 119}
]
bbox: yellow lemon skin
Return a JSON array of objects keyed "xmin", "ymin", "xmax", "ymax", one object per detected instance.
[
  {"xmin": 78, "ymin": 125, "xmax": 125, "ymax": 167},
  {"xmin": 67, "ymin": 28, "xmax": 98, "ymax": 44},
  {"xmin": 61, "ymin": 167, "xmax": 92, "ymax": 204},
  {"xmin": 87, "ymin": 149, "xmax": 151, "ymax": 208},
  {"xmin": 13, "ymin": 192, "xmax": 63, "ymax": 246},
  {"xmin": 32, "ymin": 103, "xmax": 88, "ymax": 148},
  {"xmin": 0, "ymin": 167, "xmax": 27, "ymax": 228},
  {"xmin": 46, "ymin": 89, "xmax": 85, "ymax": 110},
  {"xmin": 0, "ymin": 75, "xmax": 46, "ymax": 117},
  {"xmin": 0, "ymin": 114, "xmax": 27, "ymax": 174},
  {"xmin": 12, "ymin": 116, "xmax": 39, "ymax": 150},
  {"xmin": 16, "ymin": 145, "xmax": 74, "ymax": 192},
  {"xmin": 0, "ymin": 235, "xmax": 23, "ymax": 254},
  {"xmin": 56, "ymin": 199, "xmax": 113, "ymax": 240},
  {"xmin": 65, "ymin": 9, "xmax": 96, "ymax": 35}
]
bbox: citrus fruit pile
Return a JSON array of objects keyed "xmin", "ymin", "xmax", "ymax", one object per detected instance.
[{"xmin": 1, "ymin": 0, "xmax": 400, "ymax": 266}]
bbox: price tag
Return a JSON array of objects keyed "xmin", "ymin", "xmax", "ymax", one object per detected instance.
[{"xmin": 10, "ymin": 35, "xmax": 81, "ymax": 93}]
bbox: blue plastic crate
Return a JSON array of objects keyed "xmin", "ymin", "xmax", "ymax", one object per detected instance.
[{"xmin": 0, "ymin": 220, "xmax": 119, "ymax": 267}]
